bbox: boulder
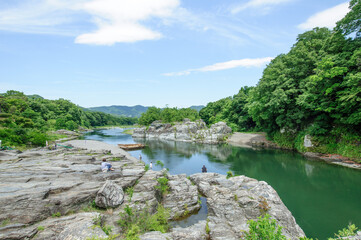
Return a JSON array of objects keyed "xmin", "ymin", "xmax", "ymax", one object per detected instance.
[
  {"xmin": 190, "ymin": 173, "xmax": 305, "ymax": 240},
  {"xmin": 162, "ymin": 174, "xmax": 201, "ymax": 220},
  {"xmin": 140, "ymin": 220, "xmax": 208, "ymax": 240},
  {"xmin": 95, "ymin": 180, "xmax": 124, "ymax": 208},
  {"xmin": 304, "ymin": 135, "xmax": 313, "ymax": 148},
  {"xmin": 133, "ymin": 120, "xmax": 231, "ymax": 144}
]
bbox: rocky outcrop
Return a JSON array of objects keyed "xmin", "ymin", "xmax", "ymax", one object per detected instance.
[
  {"xmin": 0, "ymin": 212, "xmax": 107, "ymax": 240},
  {"xmin": 0, "ymin": 140, "xmax": 145, "ymax": 239},
  {"xmin": 140, "ymin": 220, "xmax": 208, "ymax": 240},
  {"xmin": 162, "ymin": 174, "xmax": 201, "ymax": 220},
  {"xmin": 95, "ymin": 180, "xmax": 124, "ymax": 208},
  {"xmin": 0, "ymin": 140, "xmax": 306, "ymax": 240},
  {"xmin": 133, "ymin": 119, "xmax": 232, "ymax": 144},
  {"xmin": 190, "ymin": 173, "xmax": 305, "ymax": 240},
  {"xmin": 227, "ymin": 132, "xmax": 277, "ymax": 148}
]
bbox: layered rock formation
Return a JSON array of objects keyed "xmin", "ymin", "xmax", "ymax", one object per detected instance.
[
  {"xmin": 0, "ymin": 140, "xmax": 306, "ymax": 240},
  {"xmin": 133, "ymin": 119, "xmax": 232, "ymax": 144}
]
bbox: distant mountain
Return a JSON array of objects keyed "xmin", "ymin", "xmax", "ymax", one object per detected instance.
[
  {"xmin": 189, "ymin": 105, "xmax": 205, "ymax": 112},
  {"xmin": 88, "ymin": 105, "xmax": 149, "ymax": 118},
  {"xmin": 87, "ymin": 105, "xmax": 205, "ymax": 118}
]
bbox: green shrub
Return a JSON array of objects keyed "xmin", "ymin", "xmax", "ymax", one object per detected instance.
[
  {"xmin": 329, "ymin": 224, "xmax": 358, "ymax": 240},
  {"xmin": 226, "ymin": 171, "xmax": 233, "ymax": 179},
  {"xmin": 52, "ymin": 212, "xmax": 61, "ymax": 217},
  {"xmin": 155, "ymin": 160, "xmax": 164, "ymax": 168},
  {"xmin": 125, "ymin": 186, "xmax": 134, "ymax": 201},
  {"xmin": 154, "ymin": 177, "xmax": 169, "ymax": 195},
  {"xmin": 205, "ymin": 219, "xmax": 210, "ymax": 234},
  {"xmin": 144, "ymin": 164, "xmax": 149, "ymax": 171},
  {"xmin": 244, "ymin": 214, "xmax": 286, "ymax": 240},
  {"xmin": 37, "ymin": 226, "xmax": 45, "ymax": 231},
  {"xmin": 271, "ymin": 132, "xmax": 295, "ymax": 149},
  {"xmin": 118, "ymin": 204, "xmax": 170, "ymax": 239}
]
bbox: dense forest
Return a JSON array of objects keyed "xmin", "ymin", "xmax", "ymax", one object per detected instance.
[
  {"xmin": 138, "ymin": 106, "xmax": 200, "ymax": 126},
  {"xmin": 200, "ymin": 0, "xmax": 361, "ymax": 160},
  {"xmin": 0, "ymin": 90, "xmax": 137, "ymax": 147}
]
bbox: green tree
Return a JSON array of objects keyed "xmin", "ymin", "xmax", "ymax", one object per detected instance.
[{"xmin": 335, "ymin": 0, "xmax": 361, "ymax": 37}]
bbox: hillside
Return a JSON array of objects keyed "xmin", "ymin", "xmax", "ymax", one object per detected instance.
[
  {"xmin": 88, "ymin": 105, "xmax": 149, "ymax": 118},
  {"xmin": 88, "ymin": 105, "xmax": 205, "ymax": 117},
  {"xmin": 0, "ymin": 90, "xmax": 137, "ymax": 148},
  {"xmin": 199, "ymin": 5, "xmax": 361, "ymax": 161}
]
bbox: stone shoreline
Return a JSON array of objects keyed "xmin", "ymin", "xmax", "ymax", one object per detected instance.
[{"xmin": 0, "ymin": 140, "xmax": 306, "ymax": 240}]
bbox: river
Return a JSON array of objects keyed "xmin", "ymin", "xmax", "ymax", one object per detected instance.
[{"xmin": 83, "ymin": 128, "xmax": 361, "ymax": 239}]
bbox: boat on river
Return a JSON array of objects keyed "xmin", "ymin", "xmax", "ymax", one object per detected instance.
[{"xmin": 118, "ymin": 143, "xmax": 145, "ymax": 151}]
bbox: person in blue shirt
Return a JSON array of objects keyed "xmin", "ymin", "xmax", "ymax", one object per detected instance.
[{"xmin": 101, "ymin": 158, "xmax": 114, "ymax": 172}]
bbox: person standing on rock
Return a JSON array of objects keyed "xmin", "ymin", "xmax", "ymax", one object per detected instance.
[
  {"xmin": 101, "ymin": 158, "xmax": 114, "ymax": 172},
  {"xmin": 150, "ymin": 161, "xmax": 153, "ymax": 169},
  {"xmin": 202, "ymin": 165, "xmax": 207, "ymax": 173},
  {"xmin": 139, "ymin": 154, "xmax": 142, "ymax": 160}
]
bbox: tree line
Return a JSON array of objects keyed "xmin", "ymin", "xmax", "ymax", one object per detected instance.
[
  {"xmin": 138, "ymin": 106, "xmax": 200, "ymax": 126},
  {"xmin": 200, "ymin": 0, "xmax": 361, "ymax": 159},
  {"xmin": 0, "ymin": 90, "xmax": 137, "ymax": 147}
]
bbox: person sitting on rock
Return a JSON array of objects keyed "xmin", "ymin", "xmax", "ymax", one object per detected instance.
[
  {"xmin": 101, "ymin": 158, "xmax": 114, "ymax": 172},
  {"xmin": 202, "ymin": 165, "xmax": 207, "ymax": 173}
]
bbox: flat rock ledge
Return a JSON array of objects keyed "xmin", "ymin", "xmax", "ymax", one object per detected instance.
[
  {"xmin": 133, "ymin": 119, "xmax": 232, "ymax": 144},
  {"xmin": 0, "ymin": 140, "xmax": 306, "ymax": 240}
]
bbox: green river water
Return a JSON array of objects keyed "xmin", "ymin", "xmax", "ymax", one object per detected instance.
[{"xmin": 84, "ymin": 128, "xmax": 361, "ymax": 239}]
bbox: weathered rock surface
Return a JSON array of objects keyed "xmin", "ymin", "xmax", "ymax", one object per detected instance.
[
  {"xmin": 190, "ymin": 173, "xmax": 305, "ymax": 240},
  {"xmin": 0, "ymin": 140, "xmax": 145, "ymax": 239},
  {"xmin": 140, "ymin": 220, "xmax": 208, "ymax": 240},
  {"xmin": 0, "ymin": 212, "xmax": 107, "ymax": 240},
  {"xmin": 227, "ymin": 132, "xmax": 277, "ymax": 148},
  {"xmin": 133, "ymin": 119, "xmax": 232, "ymax": 144},
  {"xmin": 95, "ymin": 180, "xmax": 124, "ymax": 208},
  {"xmin": 163, "ymin": 174, "xmax": 201, "ymax": 220},
  {"xmin": 0, "ymin": 139, "xmax": 307, "ymax": 240}
]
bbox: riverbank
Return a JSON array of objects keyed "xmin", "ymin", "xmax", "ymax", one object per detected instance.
[
  {"xmin": 0, "ymin": 140, "xmax": 305, "ymax": 240},
  {"xmin": 227, "ymin": 131, "xmax": 361, "ymax": 170}
]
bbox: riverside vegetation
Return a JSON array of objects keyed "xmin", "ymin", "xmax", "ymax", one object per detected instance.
[
  {"xmin": 199, "ymin": 1, "xmax": 361, "ymax": 161},
  {"xmin": 0, "ymin": 90, "xmax": 137, "ymax": 148}
]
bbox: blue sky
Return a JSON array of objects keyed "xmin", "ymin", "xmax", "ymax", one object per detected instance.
[{"xmin": 0, "ymin": 0, "xmax": 350, "ymax": 108}]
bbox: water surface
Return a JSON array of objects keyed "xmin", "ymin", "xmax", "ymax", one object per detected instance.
[{"xmin": 84, "ymin": 128, "xmax": 361, "ymax": 239}]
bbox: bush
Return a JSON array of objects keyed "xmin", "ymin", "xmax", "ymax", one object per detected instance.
[
  {"xmin": 244, "ymin": 214, "xmax": 286, "ymax": 240},
  {"xmin": 154, "ymin": 177, "xmax": 169, "ymax": 195},
  {"xmin": 118, "ymin": 204, "xmax": 170, "ymax": 239}
]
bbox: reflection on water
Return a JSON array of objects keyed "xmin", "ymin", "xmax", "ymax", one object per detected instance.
[
  {"xmin": 84, "ymin": 128, "xmax": 361, "ymax": 240},
  {"xmin": 171, "ymin": 197, "xmax": 208, "ymax": 228}
]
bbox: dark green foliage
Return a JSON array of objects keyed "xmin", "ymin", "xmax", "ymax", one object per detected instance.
[
  {"xmin": 200, "ymin": 87, "xmax": 256, "ymax": 132},
  {"xmin": 0, "ymin": 90, "xmax": 137, "ymax": 148},
  {"xmin": 199, "ymin": 8, "xmax": 361, "ymax": 159},
  {"xmin": 139, "ymin": 106, "xmax": 200, "ymax": 125},
  {"xmin": 244, "ymin": 214, "xmax": 286, "ymax": 240}
]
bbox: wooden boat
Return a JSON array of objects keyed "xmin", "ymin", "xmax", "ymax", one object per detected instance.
[{"xmin": 118, "ymin": 143, "xmax": 145, "ymax": 151}]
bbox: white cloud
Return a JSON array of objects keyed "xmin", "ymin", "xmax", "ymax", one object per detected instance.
[
  {"xmin": 298, "ymin": 2, "xmax": 350, "ymax": 30},
  {"xmin": 75, "ymin": 0, "xmax": 180, "ymax": 45},
  {"xmin": 0, "ymin": 0, "xmax": 82, "ymax": 35},
  {"xmin": 163, "ymin": 57, "xmax": 273, "ymax": 76},
  {"xmin": 231, "ymin": 0, "xmax": 293, "ymax": 14},
  {"xmin": 0, "ymin": 0, "xmax": 180, "ymax": 45}
]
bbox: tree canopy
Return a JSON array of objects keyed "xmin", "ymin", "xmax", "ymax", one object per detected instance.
[{"xmin": 0, "ymin": 91, "xmax": 137, "ymax": 147}]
